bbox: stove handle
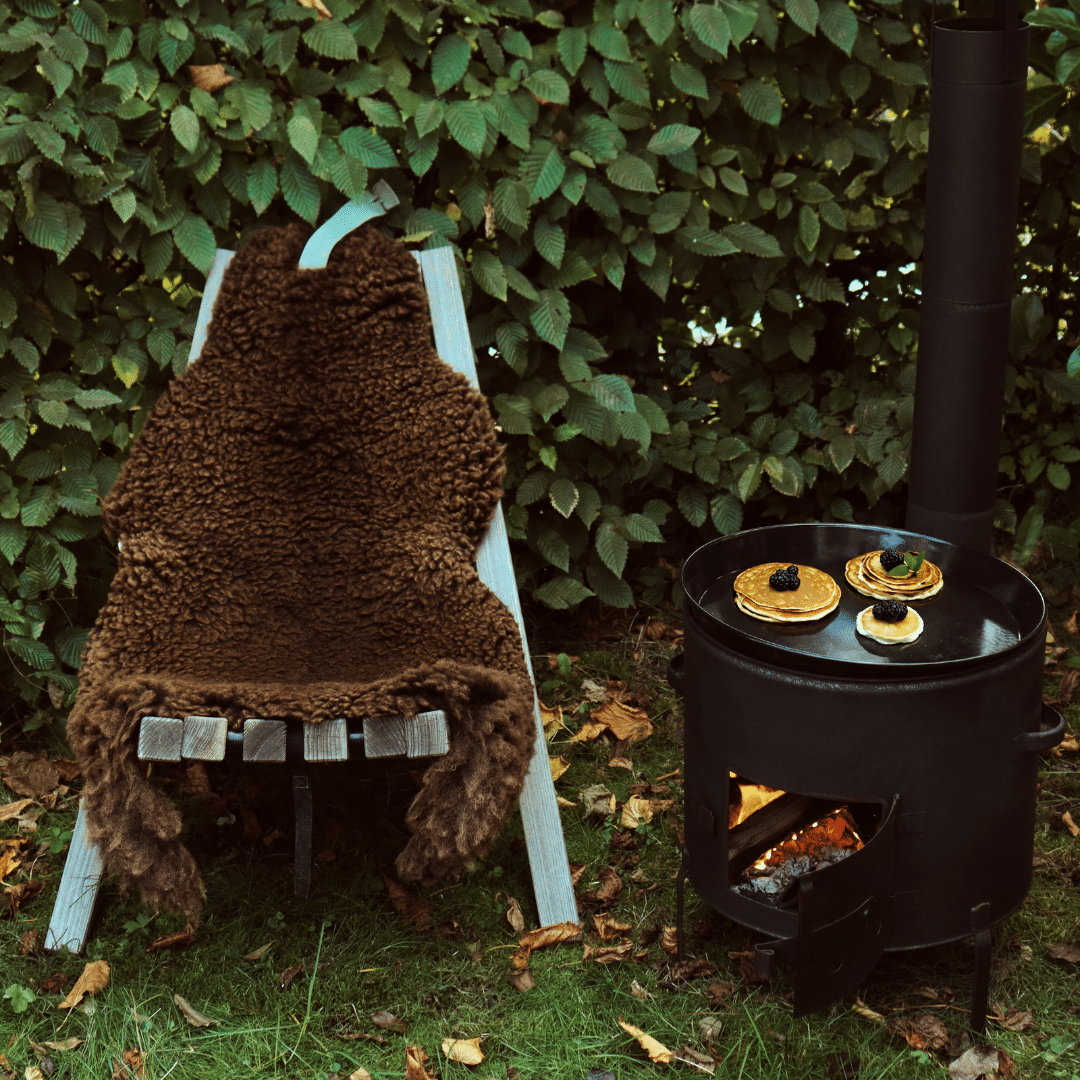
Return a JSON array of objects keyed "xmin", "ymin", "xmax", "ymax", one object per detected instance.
[
  {"xmin": 1014, "ymin": 703, "xmax": 1065, "ymax": 756},
  {"xmin": 667, "ymin": 652, "xmax": 685, "ymax": 695}
]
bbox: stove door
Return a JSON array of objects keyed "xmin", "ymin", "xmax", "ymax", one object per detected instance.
[{"xmin": 755, "ymin": 796, "xmax": 898, "ymax": 1016}]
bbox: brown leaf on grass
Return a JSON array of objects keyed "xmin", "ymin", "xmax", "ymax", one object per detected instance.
[
  {"xmin": 569, "ymin": 862, "xmax": 587, "ymax": 886},
  {"xmin": 620, "ymin": 796, "xmax": 655, "ymax": 829},
  {"xmin": 0, "ymin": 837, "xmax": 24, "ymax": 880},
  {"xmin": 549, "ymin": 756, "xmax": 570, "ymax": 782},
  {"xmin": 1062, "ymin": 810, "xmax": 1080, "ymax": 837},
  {"xmin": 580, "ymin": 678, "xmax": 607, "ymax": 702},
  {"xmin": 17, "ymin": 928, "xmax": 39, "ymax": 956},
  {"xmin": 570, "ymin": 719, "xmax": 607, "ymax": 743},
  {"xmin": 174, "ymin": 994, "xmax": 218, "ymax": 1027},
  {"xmin": 520, "ymin": 921, "xmax": 582, "ymax": 950},
  {"xmin": 509, "ymin": 945, "xmax": 531, "ymax": 970},
  {"xmin": 1, "ymin": 753, "xmax": 59, "ymax": 798},
  {"xmin": 1, "ymin": 879, "xmax": 44, "ymax": 918},
  {"xmin": 39, "ymin": 973, "xmax": 68, "ymax": 994},
  {"xmin": 145, "ymin": 922, "xmax": 196, "ymax": 953},
  {"xmin": 24, "ymin": 1068, "xmax": 43, "ymax": 1080},
  {"xmin": 661, "ymin": 926, "xmax": 679, "ymax": 955},
  {"xmin": 1057, "ymin": 733, "xmax": 1080, "ymax": 752},
  {"xmin": 111, "ymin": 1048, "xmax": 145, "ymax": 1079},
  {"xmin": 631, "ymin": 979, "xmax": 652, "ymax": 1000},
  {"xmin": 28, "ymin": 1042, "xmax": 56, "ymax": 1077},
  {"xmin": 990, "ymin": 1006, "xmax": 1034, "ymax": 1032},
  {"xmin": 659, "ymin": 959, "xmax": 719, "ymax": 987},
  {"xmin": 583, "ymin": 939, "xmax": 633, "ymax": 963},
  {"xmin": 1055, "ymin": 669, "xmax": 1080, "ymax": 705},
  {"xmin": 853, "ymin": 999, "xmax": 885, "ymax": 1023},
  {"xmin": 404, "ymin": 1045, "xmax": 438, "ymax": 1080},
  {"xmin": 506, "ymin": 967, "xmax": 534, "ymax": 992},
  {"xmin": 371, "ymin": 1010, "xmax": 407, "ymax": 1034},
  {"xmin": 442, "ymin": 1037, "xmax": 484, "ymax": 1065},
  {"xmin": 594, "ymin": 700, "xmax": 653, "ymax": 742},
  {"xmin": 51, "ymin": 758, "xmax": 82, "ymax": 782},
  {"xmin": 826, "ymin": 1051, "xmax": 861, "ymax": 1079},
  {"xmin": 188, "ymin": 63, "xmax": 234, "ymax": 91},
  {"xmin": 504, "ymin": 894, "xmax": 525, "ymax": 932},
  {"xmin": 345, "ymin": 1069, "xmax": 373, "ymax": 1080},
  {"xmin": 947, "ymin": 1044, "xmax": 1015, "ymax": 1080},
  {"xmin": 383, "ymin": 875, "xmax": 433, "ymax": 930},
  {"xmin": 889, "ymin": 1014, "xmax": 951, "ymax": 1052},
  {"xmin": 728, "ymin": 949, "xmax": 764, "ymax": 985},
  {"xmin": 245, "ymin": 941, "xmax": 273, "ymax": 961},
  {"xmin": 707, "ymin": 982, "xmax": 734, "ymax": 1008},
  {"xmin": 1067, "ymin": 610, "xmax": 1079, "ymax": 636},
  {"xmin": 593, "ymin": 913, "xmax": 633, "ymax": 941},
  {"xmin": 37, "ymin": 1038, "xmax": 81, "ymax": 1054},
  {"xmin": 608, "ymin": 756, "xmax": 634, "ymax": 771},
  {"xmin": 278, "ymin": 962, "xmax": 304, "ymax": 990},
  {"xmin": 58, "ymin": 960, "xmax": 109, "ymax": 1010},
  {"xmin": 594, "ymin": 866, "xmax": 622, "ymax": 902},
  {"xmin": 0, "ymin": 798, "xmax": 34, "ymax": 822},
  {"xmin": 676, "ymin": 1045, "xmax": 717, "ymax": 1074},
  {"xmin": 699, "ymin": 1015, "xmax": 723, "ymax": 1042},
  {"xmin": 540, "ymin": 703, "xmax": 564, "ymax": 739},
  {"xmin": 1048, "ymin": 942, "xmax": 1080, "ymax": 962},
  {"xmin": 618, "ymin": 1018, "xmax": 674, "ymax": 1064}
]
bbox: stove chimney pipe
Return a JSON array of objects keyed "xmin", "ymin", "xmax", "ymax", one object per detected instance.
[{"xmin": 904, "ymin": 0, "xmax": 1028, "ymax": 552}]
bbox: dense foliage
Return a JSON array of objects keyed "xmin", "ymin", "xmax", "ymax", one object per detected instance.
[{"xmin": 0, "ymin": 0, "xmax": 1077, "ymax": 721}]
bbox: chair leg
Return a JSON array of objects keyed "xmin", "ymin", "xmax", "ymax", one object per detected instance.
[
  {"xmin": 293, "ymin": 770, "xmax": 314, "ymax": 901},
  {"xmin": 45, "ymin": 802, "xmax": 105, "ymax": 955}
]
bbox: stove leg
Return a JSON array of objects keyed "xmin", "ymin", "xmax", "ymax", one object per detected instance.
[
  {"xmin": 676, "ymin": 847, "xmax": 688, "ymax": 962},
  {"xmin": 970, "ymin": 901, "xmax": 992, "ymax": 1033}
]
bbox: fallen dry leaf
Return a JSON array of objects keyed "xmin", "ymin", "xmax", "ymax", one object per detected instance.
[
  {"xmin": 38, "ymin": 1039, "xmax": 82, "ymax": 1053},
  {"xmin": 17, "ymin": 929, "xmax": 39, "ymax": 956},
  {"xmin": 608, "ymin": 756, "xmax": 634, "ymax": 770},
  {"xmin": 278, "ymin": 962, "xmax": 305, "ymax": 990},
  {"xmin": 1048, "ymin": 942, "xmax": 1080, "ymax": 962},
  {"xmin": 1057, "ymin": 733, "xmax": 1080, "ymax": 752},
  {"xmin": 404, "ymin": 1045, "xmax": 437, "ymax": 1080},
  {"xmin": 659, "ymin": 959, "xmax": 720, "ymax": 987},
  {"xmin": 661, "ymin": 926, "xmax": 680, "ymax": 955},
  {"xmin": 371, "ymin": 1010, "xmax": 407, "ymax": 1034},
  {"xmin": 593, "ymin": 912, "xmax": 633, "ymax": 941},
  {"xmin": 1055, "ymin": 668, "xmax": 1080, "ymax": 705},
  {"xmin": 593, "ymin": 866, "xmax": 623, "ymax": 903},
  {"xmin": 24, "ymin": 1068, "xmax": 43, "ymax": 1080},
  {"xmin": 298, "ymin": 0, "xmax": 333, "ymax": 17},
  {"xmin": 245, "ymin": 941, "xmax": 273, "ymax": 961},
  {"xmin": 506, "ymin": 968, "xmax": 534, "ymax": 992},
  {"xmin": 1062, "ymin": 810, "xmax": 1080, "ymax": 837},
  {"xmin": 1067, "ymin": 610, "xmax": 1079, "ymax": 636},
  {"xmin": 0, "ymin": 838, "xmax": 24, "ymax": 880},
  {"xmin": 621, "ymin": 796, "xmax": 655, "ymax": 829},
  {"xmin": 0, "ymin": 798, "xmax": 34, "ymax": 822},
  {"xmin": 1, "ymin": 880, "xmax": 44, "ymax": 918},
  {"xmin": 699, "ymin": 1015, "xmax": 723, "ymax": 1042},
  {"xmin": 581, "ymin": 784, "xmax": 615, "ymax": 818},
  {"xmin": 345, "ymin": 1069, "xmax": 373, "ymax": 1080},
  {"xmin": 853, "ymin": 998, "xmax": 886, "ymax": 1024},
  {"xmin": 58, "ymin": 960, "xmax": 109, "ymax": 1010},
  {"xmin": 707, "ymin": 982, "xmax": 734, "ymax": 1008},
  {"xmin": 146, "ymin": 923, "xmax": 196, "ymax": 953},
  {"xmin": 187, "ymin": 63, "xmax": 234, "ymax": 91},
  {"xmin": 505, "ymin": 894, "xmax": 525, "ymax": 933},
  {"xmin": 630, "ymin": 979, "xmax": 651, "ymax": 1000},
  {"xmin": 1, "ymin": 752, "xmax": 59, "ymax": 798},
  {"xmin": 676, "ymin": 1045, "xmax": 717, "ymax": 1074},
  {"xmin": 594, "ymin": 700, "xmax": 653, "ymax": 742},
  {"xmin": 549, "ymin": 756, "xmax": 570, "ymax": 782},
  {"xmin": 556, "ymin": 795, "xmax": 578, "ymax": 808},
  {"xmin": 583, "ymin": 939, "xmax": 633, "ymax": 963},
  {"xmin": 580, "ymin": 677, "xmax": 607, "ymax": 701},
  {"xmin": 39, "ymin": 973, "xmax": 68, "ymax": 995},
  {"xmin": 889, "ymin": 1014, "xmax": 950, "ymax": 1052},
  {"xmin": 570, "ymin": 719, "xmax": 607, "ymax": 743},
  {"xmin": 441, "ymin": 1037, "xmax": 483, "ymax": 1065},
  {"xmin": 383, "ymin": 875, "xmax": 433, "ymax": 930},
  {"xmin": 540, "ymin": 703, "xmax": 564, "ymax": 739},
  {"xmin": 111, "ymin": 1048, "xmax": 145, "ymax": 1079},
  {"xmin": 569, "ymin": 862, "xmax": 587, "ymax": 886},
  {"xmin": 947, "ymin": 1044, "xmax": 1015, "ymax": 1080},
  {"xmin": 520, "ymin": 921, "xmax": 581, "ymax": 950},
  {"xmin": 619, "ymin": 1017, "xmax": 674, "ymax": 1065},
  {"xmin": 992, "ymin": 1005, "xmax": 1035, "ymax": 1032},
  {"xmin": 174, "ymin": 994, "xmax": 218, "ymax": 1027}
]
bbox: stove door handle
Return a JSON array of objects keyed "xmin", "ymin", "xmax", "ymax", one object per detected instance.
[
  {"xmin": 667, "ymin": 653, "xmax": 685, "ymax": 694},
  {"xmin": 1014, "ymin": 703, "xmax": 1065, "ymax": 756}
]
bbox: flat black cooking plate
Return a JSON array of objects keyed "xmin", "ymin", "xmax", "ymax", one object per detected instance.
[{"xmin": 683, "ymin": 524, "xmax": 1045, "ymax": 675}]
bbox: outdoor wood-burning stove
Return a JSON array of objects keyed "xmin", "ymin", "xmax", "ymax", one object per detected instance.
[{"xmin": 670, "ymin": 2, "xmax": 1061, "ymax": 1031}]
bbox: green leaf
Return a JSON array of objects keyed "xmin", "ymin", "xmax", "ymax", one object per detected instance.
[
  {"xmin": 670, "ymin": 61, "xmax": 708, "ymax": 98},
  {"xmin": 263, "ymin": 25, "xmax": 300, "ymax": 71},
  {"xmin": 1047, "ymin": 460, "xmax": 1072, "ymax": 489},
  {"xmin": 0, "ymin": 520, "xmax": 28, "ymax": 563},
  {"xmin": 799, "ymin": 204, "xmax": 820, "ymax": 251},
  {"xmin": 638, "ymin": 0, "xmax": 677, "ymax": 44},
  {"xmin": 679, "ymin": 485, "xmax": 709, "ymax": 527},
  {"xmin": 1056, "ymin": 47, "xmax": 1080, "ymax": 85},
  {"xmin": 530, "ymin": 290, "xmax": 571, "ymax": 349},
  {"xmin": 722, "ymin": 222, "xmax": 783, "ymax": 257},
  {"xmin": 740, "ymin": 80, "xmax": 784, "ymax": 125},
  {"xmin": 549, "ymin": 477, "xmax": 579, "ymax": 518},
  {"xmin": 719, "ymin": 167, "xmax": 748, "ymax": 196},
  {"xmin": 604, "ymin": 59, "xmax": 651, "ymax": 106},
  {"xmin": 444, "ymin": 99, "xmax": 486, "ymax": 157},
  {"xmin": 606, "ymin": 152, "xmax": 658, "ymax": 192},
  {"xmin": 521, "ymin": 140, "xmax": 566, "ymax": 200},
  {"xmin": 534, "ymin": 216, "xmax": 566, "ymax": 267},
  {"xmin": 557, "ymin": 26, "xmax": 587, "ymax": 75},
  {"xmin": 783, "ymin": 0, "xmax": 819, "ymax": 35},
  {"xmin": 596, "ymin": 520, "xmax": 628, "ymax": 577},
  {"xmin": 819, "ymin": 0, "xmax": 858, "ymax": 54},
  {"xmin": 431, "ymin": 33, "xmax": 470, "ymax": 94},
  {"xmin": 39, "ymin": 48, "xmax": 74, "ymax": 96},
  {"xmin": 340, "ymin": 126, "xmax": 396, "ymax": 168},
  {"xmin": 288, "ymin": 108, "xmax": 319, "ymax": 163},
  {"xmin": 711, "ymin": 492, "xmax": 743, "ymax": 534},
  {"xmin": 537, "ymin": 528, "xmax": 570, "ymax": 571},
  {"xmin": 588, "ymin": 23, "xmax": 632, "ymax": 61},
  {"xmin": 303, "ymin": 20, "xmax": 358, "ymax": 61},
  {"xmin": 589, "ymin": 374, "xmax": 635, "ymax": 412},
  {"xmin": 524, "ymin": 69, "xmax": 571, "ymax": 105},
  {"xmin": 14, "ymin": 450, "xmax": 60, "ymax": 480},
  {"xmin": 21, "ymin": 485, "xmax": 57, "ymax": 528},
  {"xmin": 0, "ymin": 420, "xmax": 28, "ymax": 460},
  {"xmin": 495, "ymin": 322, "xmax": 529, "ymax": 375},
  {"xmin": 414, "ymin": 99, "xmax": 445, "ymax": 139},
  {"xmin": 471, "ymin": 250, "xmax": 507, "ymax": 301},
  {"xmin": 623, "ymin": 513, "xmax": 662, "ymax": 543},
  {"xmin": 281, "ymin": 157, "xmax": 320, "ymax": 222},
  {"xmin": 1012, "ymin": 505, "xmax": 1043, "ymax": 566},
  {"xmin": 9, "ymin": 636, "xmax": 55, "ymax": 669},
  {"xmin": 173, "ymin": 214, "xmax": 216, "ymax": 273},
  {"xmin": 248, "ymin": 158, "xmax": 278, "ymax": 215},
  {"xmin": 686, "ymin": 3, "xmax": 731, "ymax": 55},
  {"xmin": 74, "ymin": 388, "xmax": 122, "ymax": 409},
  {"xmin": 533, "ymin": 575, "xmax": 593, "ymax": 609},
  {"xmin": 647, "ymin": 124, "xmax": 700, "ymax": 156},
  {"xmin": 54, "ymin": 626, "xmax": 89, "ymax": 669},
  {"xmin": 588, "ymin": 561, "xmax": 633, "ymax": 607},
  {"xmin": 17, "ymin": 193, "xmax": 68, "ymax": 253}
]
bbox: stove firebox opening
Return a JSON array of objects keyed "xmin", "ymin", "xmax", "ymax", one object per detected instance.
[{"xmin": 725, "ymin": 773, "xmax": 883, "ymax": 908}]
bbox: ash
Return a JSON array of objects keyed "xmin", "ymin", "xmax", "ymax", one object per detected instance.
[{"xmin": 734, "ymin": 846, "xmax": 853, "ymax": 903}]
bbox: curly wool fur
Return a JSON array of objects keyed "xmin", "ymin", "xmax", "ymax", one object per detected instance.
[{"xmin": 68, "ymin": 225, "xmax": 537, "ymax": 918}]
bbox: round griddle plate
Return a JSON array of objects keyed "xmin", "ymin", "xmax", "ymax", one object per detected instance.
[{"xmin": 684, "ymin": 524, "xmax": 1045, "ymax": 675}]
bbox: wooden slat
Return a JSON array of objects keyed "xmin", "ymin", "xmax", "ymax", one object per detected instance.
[
  {"xmin": 362, "ymin": 716, "xmax": 408, "ymax": 759},
  {"xmin": 137, "ymin": 716, "xmax": 184, "ymax": 762},
  {"xmin": 181, "ymin": 715, "xmax": 228, "ymax": 761},
  {"xmin": 406, "ymin": 710, "xmax": 450, "ymax": 758},
  {"xmin": 44, "ymin": 801, "xmax": 105, "ymax": 955},
  {"xmin": 304, "ymin": 718, "xmax": 349, "ymax": 762},
  {"xmin": 416, "ymin": 246, "xmax": 578, "ymax": 928},
  {"xmin": 242, "ymin": 718, "xmax": 287, "ymax": 762}
]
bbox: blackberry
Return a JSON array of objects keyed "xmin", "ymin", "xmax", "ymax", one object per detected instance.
[
  {"xmin": 880, "ymin": 549, "xmax": 907, "ymax": 571},
  {"xmin": 769, "ymin": 564, "xmax": 801, "ymax": 591},
  {"xmin": 872, "ymin": 599, "xmax": 908, "ymax": 623}
]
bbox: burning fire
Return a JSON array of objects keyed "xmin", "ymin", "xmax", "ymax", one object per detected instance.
[{"xmin": 752, "ymin": 811, "xmax": 864, "ymax": 870}]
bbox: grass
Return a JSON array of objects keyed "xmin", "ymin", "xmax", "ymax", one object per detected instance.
[{"xmin": 1, "ymin": 612, "xmax": 1079, "ymax": 1079}]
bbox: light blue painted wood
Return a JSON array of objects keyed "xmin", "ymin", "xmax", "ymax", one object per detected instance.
[
  {"xmin": 298, "ymin": 180, "xmax": 401, "ymax": 270},
  {"xmin": 44, "ymin": 802, "xmax": 104, "ymax": 954}
]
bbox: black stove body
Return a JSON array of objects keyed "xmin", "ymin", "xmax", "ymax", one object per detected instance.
[{"xmin": 675, "ymin": 524, "xmax": 1061, "ymax": 1027}]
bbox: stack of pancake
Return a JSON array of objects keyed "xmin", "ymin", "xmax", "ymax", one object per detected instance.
[
  {"xmin": 845, "ymin": 551, "xmax": 943, "ymax": 601},
  {"xmin": 733, "ymin": 563, "xmax": 841, "ymax": 623}
]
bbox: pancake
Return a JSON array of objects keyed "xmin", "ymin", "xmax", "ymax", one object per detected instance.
[
  {"xmin": 734, "ymin": 562, "xmax": 841, "ymax": 623},
  {"xmin": 844, "ymin": 553, "xmax": 943, "ymax": 601},
  {"xmin": 855, "ymin": 605, "xmax": 924, "ymax": 644}
]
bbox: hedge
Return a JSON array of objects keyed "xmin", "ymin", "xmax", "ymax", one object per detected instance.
[{"xmin": 0, "ymin": 0, "xmax": 1077, "ymax": 720}]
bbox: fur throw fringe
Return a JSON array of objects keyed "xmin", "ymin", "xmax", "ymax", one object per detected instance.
[{"xmin": 68, "ymin": 224, "xmax": 537, "ymax": 918}]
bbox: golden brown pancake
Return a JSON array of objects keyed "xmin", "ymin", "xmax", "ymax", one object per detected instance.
[
  {"xmin": 844, "ymin": 553, "xmax": 943, "ymax": 601},
  {"xmin": 855, "ymin": 605, "xmax": 924, "ymax": 644},
  {"xmin": 734, "ymin": 562, "xmax": 840, "ymax": 622}
]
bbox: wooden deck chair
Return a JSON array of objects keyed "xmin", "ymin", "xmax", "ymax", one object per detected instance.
[{"xmin": 46, "ymin": 186, "xmax": 578, "ymax": 953}]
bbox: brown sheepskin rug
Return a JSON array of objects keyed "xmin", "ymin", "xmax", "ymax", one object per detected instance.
[{"xmin": 68, "ymin": 224, "xmax": 537, "ymax": 918}]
